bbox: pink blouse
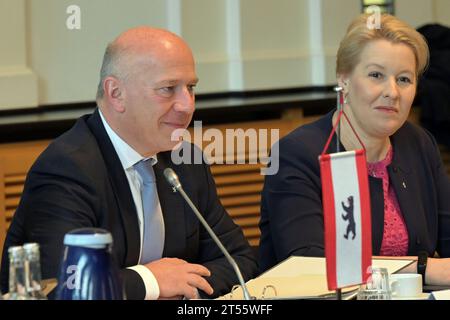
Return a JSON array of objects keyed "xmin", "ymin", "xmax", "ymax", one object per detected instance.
[{"xmin": 367, "ymin": 147, "xmax": 409, "ymax": 256}]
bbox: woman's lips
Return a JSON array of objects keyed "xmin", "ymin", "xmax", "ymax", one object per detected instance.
[{"xmin": 375, "ymin": 106, "xmax": 398, "ymax": 113}]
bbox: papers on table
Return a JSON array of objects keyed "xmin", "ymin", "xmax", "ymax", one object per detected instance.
[
  {"xmin": 219, "ymin": 256, "xmax": 414, "ymax": 300},
  {"xmin": 429, "ymin": 289, "xmax": 450, "ymax": 300}
]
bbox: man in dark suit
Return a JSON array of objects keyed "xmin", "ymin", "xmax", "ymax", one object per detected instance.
[{"xmin": 1, "ymin": 26, "xmax": 257, "ymax": 299}]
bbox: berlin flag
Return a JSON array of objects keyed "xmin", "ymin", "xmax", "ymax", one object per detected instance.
[{"xmin": 319, "ymin": 149, "xmax": 372, "ymax": 290}]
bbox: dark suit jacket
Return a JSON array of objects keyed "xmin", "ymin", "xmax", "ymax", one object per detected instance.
[
  {"xmin": 1, "ymin": 109, "xmax": 258, "ymax": 298},
  {"xmin": 259, "ymin": 111, "xmax": 450, "ymax": 272},
  {"xmin": 417, "ymin": 24, "xmax": 450, "ymax": 148}
]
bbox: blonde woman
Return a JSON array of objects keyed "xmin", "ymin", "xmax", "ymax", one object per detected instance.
[{"xmin": 259, "ymin": 14, "xmax": 450, "ymax": 287}]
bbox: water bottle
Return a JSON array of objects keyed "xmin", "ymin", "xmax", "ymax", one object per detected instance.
[
  {"xmin": 8, "ymin": 246, "xmax": 30, "ymax": 300},
  {"xmin": 23, "ymin": 243, "xmax": 47, "ymax": 300},
  {"xmin": 55, "ymin": 228, "xmax": 124, "ymax": 300}
]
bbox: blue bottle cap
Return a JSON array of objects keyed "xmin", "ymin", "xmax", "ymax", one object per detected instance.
[{"xmin": 64, "ymin": 228, "xmax": 113, "ymax": 249}]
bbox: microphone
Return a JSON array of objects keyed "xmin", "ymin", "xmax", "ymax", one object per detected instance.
[{"xmin": 163, "ymin": 168, "xmax": 253, "ymax": 300}]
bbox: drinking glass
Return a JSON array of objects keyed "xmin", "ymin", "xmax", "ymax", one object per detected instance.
[{"xmin": 357, "ymin": 267, "xmax": 391, "ymax": 300}]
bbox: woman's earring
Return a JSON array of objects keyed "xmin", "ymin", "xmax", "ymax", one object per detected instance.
[{"xmin": 344, "ymin": 94, "xmax": 349, "ymax": 104}]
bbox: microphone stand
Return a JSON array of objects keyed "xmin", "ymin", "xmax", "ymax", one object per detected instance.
[{"xmin": 164, "ymin": 168, "xmax": 253, "ymax": 300}]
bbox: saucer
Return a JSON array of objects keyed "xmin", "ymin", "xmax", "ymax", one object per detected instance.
[{"xmin": 391, "ymin": 292, "xmax": 430, "ymax": 300}]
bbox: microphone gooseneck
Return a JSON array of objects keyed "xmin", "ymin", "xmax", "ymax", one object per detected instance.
[{"xmin": 163, "ymin": 168, "xmax": 253, "ymax": 300}]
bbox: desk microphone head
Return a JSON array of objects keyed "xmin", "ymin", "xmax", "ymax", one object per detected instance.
[{"xmin": 163, "ymin": 168, "xmax": 182, "ymax": 190}]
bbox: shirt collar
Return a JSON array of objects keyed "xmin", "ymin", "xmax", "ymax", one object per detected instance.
[{"xmin": 99, "ymin": 109, "xmax": 157, "ymax": 170}]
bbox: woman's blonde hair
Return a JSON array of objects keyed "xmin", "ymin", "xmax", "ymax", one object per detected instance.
[{"xmin": 336, "ymin": 14, "xmax": 429, "ymax": 78}]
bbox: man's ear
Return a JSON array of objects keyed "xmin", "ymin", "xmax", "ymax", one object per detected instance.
[{"xmin": 103, "ymin": 76, "xmax": 126, "ymax": 113}]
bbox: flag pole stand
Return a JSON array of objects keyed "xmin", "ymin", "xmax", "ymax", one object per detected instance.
[
  {"xmin": 336, "ymin": 289, "xmax": 342, "ymax": 300},
  {"xmin": 321, "ymin": 87, "xmax": 371, "ymax": 302},
  {"xmin": 334, "ymin": 86, "xmax": 343, "ymax": 153}
]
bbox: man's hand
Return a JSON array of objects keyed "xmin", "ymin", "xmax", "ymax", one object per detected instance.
[{"xmin": 145, "ymin": 257, "xmax": 214, "ymax": 299}]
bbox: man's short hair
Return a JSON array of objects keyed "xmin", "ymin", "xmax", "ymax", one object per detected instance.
[{"xmin": 96, "ymin": 42, "xmax": 127, "ymax": 101}]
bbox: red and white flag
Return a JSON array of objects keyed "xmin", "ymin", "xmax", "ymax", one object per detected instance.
[{"xmin": 319, "ymin": 149, "xmax": 372, "ymax": 290}]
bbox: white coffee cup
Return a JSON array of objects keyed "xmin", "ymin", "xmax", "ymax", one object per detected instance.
[{"xmin": 390, "ymin": 274, "xmax": 422, "ymax": 299}]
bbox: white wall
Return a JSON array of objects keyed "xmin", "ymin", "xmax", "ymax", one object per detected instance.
[
  {"xmin": 26, "ymin": 0, "xmax": 168, "ymax": 105},
  {"xmin": 182, "ymin": 0, "xmax": 229, "ymax": 92},
  {"xmin": 435, "ymin": 0, "xmax": 450, "ymax": 26},
  {"xmin": 239, "ymin": 0, "xmax": 311, "ymax": 89},
  {"xmin": 0, "ymin": 0, "xmax": 448, "ymax": 109},
  {"xmin": 0, "ymin": 0, "xmax": 38, "ymax": 109},
  {"xmin": 396, "ymin": 0, "xmax": 434, "ymax": 27},
  {"xmin": 321, "ymin": 0, "xmax": 361, "ymax": 84}
]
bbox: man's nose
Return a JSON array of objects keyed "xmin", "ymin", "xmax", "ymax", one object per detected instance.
[{"xmin": 174, "ymin": 86, "xmax": 195, "ymax": 113}]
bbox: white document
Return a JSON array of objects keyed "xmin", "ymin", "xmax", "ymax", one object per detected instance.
[
  {"xmin": 430, "ymin": 289, "xmax": 450, "ymax": 300},
  {"xmin": 219, "ymin": 256, "xmax": 414, "ymax": 300}
]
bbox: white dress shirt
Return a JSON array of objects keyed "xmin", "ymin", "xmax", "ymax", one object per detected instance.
[{"xmin": 99, "ymin": 110, "xmax": 161, "ymax": 300}]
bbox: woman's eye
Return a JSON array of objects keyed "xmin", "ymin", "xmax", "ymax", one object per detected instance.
[
  {"xmin": 398, "ymin": 76, "xmax": 412, "ymax": 84},
  {"xmin": 369, "ymin": 72, "xmax": 383, "ymax": 79}
]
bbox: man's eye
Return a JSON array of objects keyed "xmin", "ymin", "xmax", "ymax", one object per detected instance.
[
  {"xmin": 187, "ymin": 85, "xmax": 196, "ymax": 93},
  {"xmin": 159, "ymin": 87, "xmax": 174, "ymax": 95}
]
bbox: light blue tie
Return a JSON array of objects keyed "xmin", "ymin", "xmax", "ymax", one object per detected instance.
[{"xmin": 134, "ymin": 159, "xmax": 165, "ymax": 264}]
